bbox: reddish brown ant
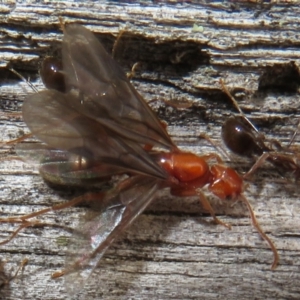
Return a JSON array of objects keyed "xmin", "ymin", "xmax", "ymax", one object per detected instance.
[
  {"xmin": 220, "ymin": 79, "xmax": 300, "ymax": 179},
  {"xmin": 0, "ymin": 25, "xmax": 279, "ymax": 295}
]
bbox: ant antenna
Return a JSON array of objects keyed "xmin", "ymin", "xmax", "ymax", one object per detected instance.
[
  {"xmin": 112, "ymin": 27, "xmax": 127, "ymax": 59},
  {"xmin": 287, "ymin": 119, "xmax": 300, "ymax": 148},
  {"xmin": 198, "ymin": 133, "xmax": 231, "ymax": 161},
  {"xmin": 220, "ymin": 79, "xmax": 259, "ymax": 133},
  {"xmin": 9, "ymin": 67, "xmax": 38, "ymax": 93},
  {"xmin": 9, "ymin": 258, "xmax": 28, "ymax": 281}
]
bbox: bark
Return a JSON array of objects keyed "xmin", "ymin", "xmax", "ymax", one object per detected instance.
[{"xmin": 0, "ymin": 1, "xmax": 300, "ymax": 300}]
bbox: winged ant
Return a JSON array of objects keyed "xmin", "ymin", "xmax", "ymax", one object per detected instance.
[
  {"xmin": 0, "ymin": 25, "xmax": 279, "ymax": 294},
  {"xmin": 221, "ymin": 79, "xmax": 300, "ymax": 179}
]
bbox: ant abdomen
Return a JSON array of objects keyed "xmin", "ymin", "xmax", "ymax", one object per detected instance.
[
  {"xmin": 222, "ymin": 117, "xmax": 263, "ymax": 157},
  {"xmin": 40, "ymin": 57, "xmax": 66, "ymax": 93}
]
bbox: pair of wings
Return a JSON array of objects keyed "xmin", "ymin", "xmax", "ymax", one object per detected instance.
[{"xmin": 22, "ymin": 24, "xmax": 175, "ymax": 294}]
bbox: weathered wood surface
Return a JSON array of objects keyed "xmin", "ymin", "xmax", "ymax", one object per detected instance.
[{"xmin": 0, "ymin": 1, "xmax": 300, "ymax": 299}]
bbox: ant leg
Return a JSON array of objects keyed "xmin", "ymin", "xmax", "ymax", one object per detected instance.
[
  {"xmin": 200, "ymin": 153, "xmax": 224, "ymax": 164},
  {"xmin": 0, "ymin": 258, "xmax": 28, "ymax": 287},
  {"xmin": 9, "ymin": 258, "xmax": 28, "ymax": 281},
  {"xmin": 111, "ymin": 29, "xmax": 143, "ymax": 80},
  {"xmin": 198, "ymin": 133, "xmax": 231, "ymax": 160},
  {"xmin": 0, "ymin": 192, "xmax": 102, "ymax": 223},
  {"xmin": 0, "ymin": 220, "xmax": 73, "ymax": 246},
  {"xmin": 111, "ymin": 26, "xmax": 142, "ymax": 79},
  {"xmin": 0, "ymin": 192, "xmax": 104, "ymax": 246},
  {"xmin": 112, "ymin": 27, "xmax": 128, "ymax": 59},
  {"xmin": 8, "ymin": 67, "xmax": 38, "ymax": 93},
  {"xmin": 198, "ymin": 191, "xmax": 231, "ymax": 229},
  {"xmin": 287, "ymin": 119, "xmax": 300, "ymax": 148},
  {"xmin": 0, "ymin": 136, "xmax": 32, "ymax": 166},
  {"xmin": 0, "ymin": 133, "xmax": 33, "ymax": 148},
  {"xmin": 126, "ymin": 62, "xmax": 140, "ymax": 80},
  {"xmin": 220, "ymin": 78, "xmax": 258, "ymax": 133},
  {"xmin": 170, "ymin": 187, "xmax": 231, "ymax": 229},
  {"xmin": 268, "ymin": 138, "xmax": 284, "ymax": 151},
  {"xmin": 0, "ymin": 221, "xmax": 39, "ymax": 246},
  {"xmin": 243, "ymin": 152, "xmax": 271, "ymax": 179},
  {"xmin": 239, "ymin": 194, "xmax": 279, "ymax": 269}
]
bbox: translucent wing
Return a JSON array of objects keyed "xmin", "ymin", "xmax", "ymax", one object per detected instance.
[
  {"xmin": 64, "ymin": 175, "xmax": 161, "ymax": 295},
  {"xmin": 22, "ymin": 90, "xmax": 167, "ymax": 179},
  {"xmin": 62, "ymin": 24, "xmax": 174, "ymax": 150},
  {"xmin": 19, "ymin": 24, "xmax": 171, "ymax": 294},
  {"xmin": 22, "ymin": 24, "xmax": 174, "ymax": 179}
]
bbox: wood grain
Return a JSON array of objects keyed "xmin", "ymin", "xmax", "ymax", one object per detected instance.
[{"xmin": 0, "ymin": 2, "xmax": 300, "ymax": 300}]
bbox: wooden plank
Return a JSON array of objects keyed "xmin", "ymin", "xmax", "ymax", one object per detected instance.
[{"xmin": 0, "ymin": 1, "xmax": 300, "ymax": 299}]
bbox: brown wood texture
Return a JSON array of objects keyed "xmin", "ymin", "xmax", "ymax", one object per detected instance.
[{"xmin": 0, "ymin": 1, "xmax": 300, "ymax": 299}]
